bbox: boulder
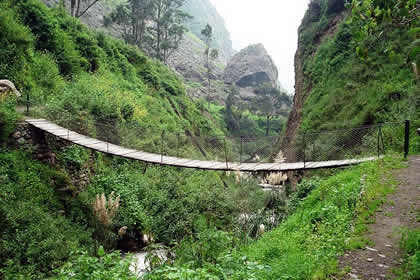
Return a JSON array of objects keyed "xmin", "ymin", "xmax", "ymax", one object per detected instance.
[
  {"xmin": 224, "ymin": 43, "xmax": 278, "ymax": 88},
  {"xmin": 0, "ymin": 80, "xmax": 21, "ymax": 97}
]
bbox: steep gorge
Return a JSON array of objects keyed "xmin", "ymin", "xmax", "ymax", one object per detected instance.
[{"xmin": 285, "ymin": 0, "xmax": 420, "ymax": 161}]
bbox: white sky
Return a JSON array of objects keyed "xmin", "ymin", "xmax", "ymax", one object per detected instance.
[{"xmin": 209, "ymin": 0, "xmax": 311, "ymax": 94}]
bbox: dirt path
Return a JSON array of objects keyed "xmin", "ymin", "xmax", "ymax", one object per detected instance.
[{"xmin": 339, "ymin": 156, "xmax": 420, "ymax": 280}]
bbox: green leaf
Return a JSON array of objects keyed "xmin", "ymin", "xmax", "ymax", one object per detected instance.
[{"xmin": 97, "ymin": 246, "xmax": 105, "ymax": 257}]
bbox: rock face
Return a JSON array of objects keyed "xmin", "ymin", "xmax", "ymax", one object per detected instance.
[
  {"xmin": 0, "ymin": 80, "xmax": 21, "ymax": 97},
  {"xmin": 283, "ymin": 6, "xmax": 347, "ymax": 162},
  {"xmin": 167, "ymin": 33, "xmax": 224, "ymax": 84},
  {"xmin": 181, "ymin": 0, "xmax": 235, "ymax": 64},
  {"xmin": 224, "ymin": 44, "xmax": 278, "ymax": 88}
]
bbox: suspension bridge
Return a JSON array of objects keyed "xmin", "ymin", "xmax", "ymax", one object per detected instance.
[{"xmin": 25, "ymin": 118, "xmax": 411, "ymax": 172}]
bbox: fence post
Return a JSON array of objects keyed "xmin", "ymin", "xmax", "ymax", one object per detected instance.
[
  {"xmin": 26, "ymin": 92, "xmax": 30, "ymax": 114},
  {"xmin": 377, "ymin": 125, "xmax": 385, "ymax": 157},
  {"xmin": 176, "ymin": 132, "xmax": 180, "ymax": 158},
  {"xmin": 161, "ymin": 131, "xmax": 165, "ymax": 163},
  {"xmin": 303, "ymin": 133, "xmax": 306, "ymax": 168},
  {"xmin": 223, "ymin": 137, "xmax": 229, "ymax": 169},
  {"xmin": 404, "ymin": 120, "xmax": 410, "ymax": 159},
  {"xmin": 240, "ymin": 136, "xmax": 243, "ymax": 164},
  {"xmin": 377, "ymin": 126, "xmax": 380, "ymax": 158}
]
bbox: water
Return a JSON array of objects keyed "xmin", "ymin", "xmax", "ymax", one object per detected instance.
[{"xmin": 130, "ymin": 252, "xmax": 148, "ymax": 277}]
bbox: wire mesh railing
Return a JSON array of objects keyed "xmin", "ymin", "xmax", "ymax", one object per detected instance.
[{"xmin": 31, "ymin": 107, "xmax": 418, "ymax": 166}]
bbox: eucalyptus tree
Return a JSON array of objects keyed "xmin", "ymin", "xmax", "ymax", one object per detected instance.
[
  {"xmin": 70, "ymin": 0, "xmax": 102, "ymax": 18},
  {"xmin": 201, "ymin": 24, "xmax": 219, "ymax": 107},
  {"xmin": 105, "ymin": 0, "xmax": 190, "ymax": 63},
  {"xmin": 147, "ymin": 0, "xmax": 191, "ymax": 63},
  {"xmin": 105, "ymin": 0, "xmax": 154, "ymax": 49}
]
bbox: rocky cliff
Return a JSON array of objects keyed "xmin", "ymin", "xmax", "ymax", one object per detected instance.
[
  {"xmin": 284, "ymin": 0, "xmax": 347, "ymax": 160},
  {"xmin": 285, "ymin": 0, "xmax": 419, "ymax": 162},
  {"xmin": 224, "ymin": 43, "xmax": 278, "ymax": 89},
  {"xmin": 181, "ymin": 0, "xmax": 235, "ymax": 64}
]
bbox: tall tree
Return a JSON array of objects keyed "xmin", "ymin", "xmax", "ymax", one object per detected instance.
[
  {"xmin": 105, "ymin": 0, "xmax": 154, "ymax": 49},
  {"xmin": 106, "ymin": 0, "xmax": 189, "ymax": 63},
  {"xmin": 201, "ymin": 24, "xmax": 219, "ymax": 107},
  {"xmin": 147, "ymin": 0, "xmax": 190, "ymax": 63},
  {"xmin": 70, "ymin": 0, "xmax": 101, "ymax": 18}
]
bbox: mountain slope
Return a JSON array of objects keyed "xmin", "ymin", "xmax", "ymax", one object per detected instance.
[
  {"xmin": 285, "ymin": 0, "xmax": 420, "ymax": 158},
  {"xmin": 181, "ymin": 0, "xmax": 235, "ymax": 63}
]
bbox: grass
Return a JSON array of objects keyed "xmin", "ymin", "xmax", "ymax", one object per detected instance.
[
  {"xmin": 242, "ymin": 155, "xmax": 404, "ymax": 279},
  {"xmin": 394, "ymin": 229, "xmax": 420, "ymax": 279},
  {"xmin": 297, "ymin": 0, "xmax": 419, "ymax": 152}
]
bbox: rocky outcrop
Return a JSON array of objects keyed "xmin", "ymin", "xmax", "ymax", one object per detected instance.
[
  {"xmin": 167, "ymin": 33, "xmax": 224, "ymax": 84},
  {"xmin": 0, "ymin": 80, "xmax": 21, "ymax": 97},
  {"xmin": 224, "ymin": 44, "xmax": 278, "ymax": 88},
  {"xmin": 283, "ymin": 4, "xmax": 348, "ymax": 162}
]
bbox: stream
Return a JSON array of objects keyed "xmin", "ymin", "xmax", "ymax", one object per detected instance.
[{"xmin": 129, "ymin": 252, "xmax": 148, "ymax": 277}]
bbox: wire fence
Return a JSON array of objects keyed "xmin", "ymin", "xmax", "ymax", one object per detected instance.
[{"xmin": 33, "ymin": 108, "xmax": 419, "ymax": 165}]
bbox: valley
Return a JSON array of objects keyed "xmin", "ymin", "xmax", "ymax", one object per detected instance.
[{"xmin": 0, "ymin": 0, "xmax": 419, "ymax": 279}]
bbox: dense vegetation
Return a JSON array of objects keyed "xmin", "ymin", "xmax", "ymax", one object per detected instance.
[
  {"xmin": 0, "ymin": 0, "xmax": 418, "ymax": 279},
  {"xmin": 143, "ymin": 156, "xmax": 405, "ymax": 279},
  {"xmin": 0, "ymin": 0, "xmax": 228, "ymax": 139},
  {"xmin": 0, "ymin": 1, "xmax": 269, "ymax": 278},
  {"xmin": 298, "ymin": 0, "xmax": 419, "ymax": 132},
  {"xmin": 104, "ymin": 0, "xmax": 191, "ymax": 64}
]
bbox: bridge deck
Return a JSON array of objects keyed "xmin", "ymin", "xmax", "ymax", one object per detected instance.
[{"xmin": 26, "ymin": 119, "xmax": 378, "ymax": 172}]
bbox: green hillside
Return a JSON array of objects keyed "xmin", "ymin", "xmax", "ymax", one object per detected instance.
[
  {"xmin": 0, "ymin": 1, "xmax": 267, "ymax": 278},
  {"xmin": 0, "ymin": 0, "xmax": 418, "ymax": 279},
  {"xmin": 298, "ymin": 0, "xmax": 419, "ymax": 132},
  {"xmin": 0, "ymin": 0, "xmax": 224, "ymax": 139}
]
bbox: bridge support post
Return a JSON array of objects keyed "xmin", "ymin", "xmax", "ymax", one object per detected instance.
[
  {"xmin": 240, "ymin": 136, "xmax": 243, "ymax": 164},
  {"xmin": 161, "ymin": 131, "xmax": 165, "ymax": 163},
  {"xmin": 26, "ymin": 91, "xmax": 30, "ymax": 114},
  {"xmin": 223, "ymin": 137, "xmax": 228, "ymax": 169},
  {"xmin": 404, "ymin": 120, "xmax": 410, "ymax": 159},
  {"xmin": 303, "ymin": 133, "xmax": 306, "ymax": 169},
  {"xmin": 176, "ymin": 133, "xmax": 180, "ymax": 158},
  {"xmin": 377, "ymin": 125, "xmax": 385, "ymax": 158}
]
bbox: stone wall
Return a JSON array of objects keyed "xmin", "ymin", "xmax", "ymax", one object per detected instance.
[{"xmin": 9, "ymin": 122, "xmax": 57, "ymax": 164}]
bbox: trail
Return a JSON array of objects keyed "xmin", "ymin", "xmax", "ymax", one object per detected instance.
[{"xmin": 340, "ymin": 156, "xmax": 420, "ymax": 279}]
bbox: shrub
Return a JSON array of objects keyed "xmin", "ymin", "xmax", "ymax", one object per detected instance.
[
  {"xmin": 0, "ymin": 151, "xmax": 93, "ymax": 279},
  {"xmin": 400, "ymin": 229, "xmax": 420, "ymax": 279},
  {"xmin": 14, "ymin": 0, "xmax": 82, "ymax": 76},
  {"xmin": 0, "ymin": 98, "xmax": 18, "ymax": 143},
  {"xmin": 0, "ymin": 1, "xmax": 33, "ymax": 88},
  {"xmin": 52, "ymin": 247, "xmax": 135, "ymax": 280}
]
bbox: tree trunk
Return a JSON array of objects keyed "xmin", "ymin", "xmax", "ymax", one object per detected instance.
[
  {"xmin": 156, "ymin": 3, "xmax": 162, "ymax": 61},
  {"xmin": 75, "ymin": 0, "xmax": 81, "ymax": 17},
  {"xmin": 71, "ymin": 0, "xmax": 76, "ymax": 17}
]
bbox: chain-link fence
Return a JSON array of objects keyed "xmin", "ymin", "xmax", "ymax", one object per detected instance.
[{"xmin": 33, "ymin": 108, "xmax": 418, "ymax": 165}]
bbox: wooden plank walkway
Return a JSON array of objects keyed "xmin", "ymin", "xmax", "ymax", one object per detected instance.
[{"xmin": 26, "ymin": 119, "xmax": 379, "ymax": 172}]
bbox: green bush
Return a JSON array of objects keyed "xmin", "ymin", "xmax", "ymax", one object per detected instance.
[
  {"xmin": 52, "ymin": 247, "xmax": 135, "ymax": 280},
  {"xmin": 83, "ymin": 161, "xmax": 264, "ymax": 244},
  {"xmin": 399, "ymin": 229, "xmax": 420, "ymax": 279},
  {"xmin": 14, "ymin": 0, "xmax": 82, "ymax": 76},
  {"xmin": 0, "ymin": 98, "xmax": 18, "ymax": 143},
  {"xmin": 0, "ymin": 151, "xmax": 93, "ymax": 279},
  {"xmin": 0, "ymin": 1, "xmax": 33, "ymax": 88}
]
